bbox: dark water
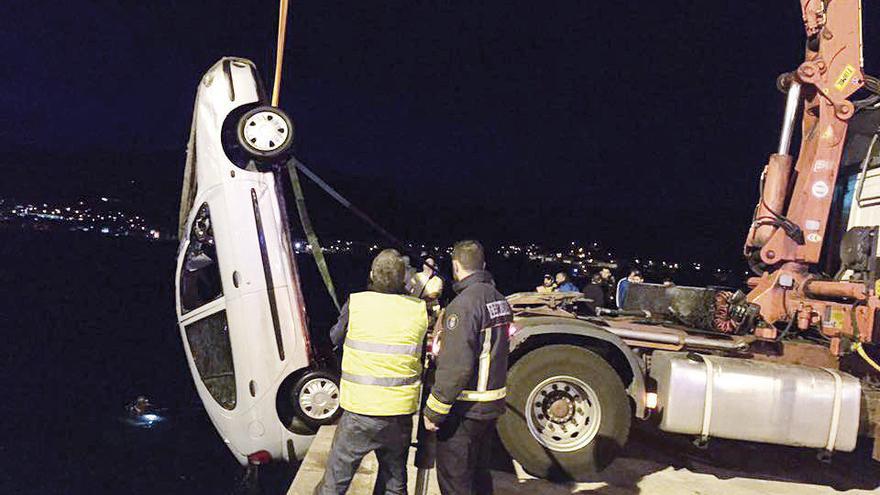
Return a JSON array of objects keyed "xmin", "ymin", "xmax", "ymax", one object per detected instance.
[
  {"xmin": 1, "ymin": 231, "xmax": 241, "ymax": 494},
  {"xmin": 0, "ymin": 231, "xmax": 555, "ymax": 494},
  {"xmin": 1, "ymin": 228, "xmax": 744, "ymax": 493}
]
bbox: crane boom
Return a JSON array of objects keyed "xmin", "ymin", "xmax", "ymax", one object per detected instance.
[{"xmin": 742, "ymin": 0, "xmax": 874, "ymax": 354}]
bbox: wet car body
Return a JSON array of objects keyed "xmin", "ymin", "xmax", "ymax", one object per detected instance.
[{"xmin": 175, "ymin": 57, "xmax": 330, "ymax": 465}]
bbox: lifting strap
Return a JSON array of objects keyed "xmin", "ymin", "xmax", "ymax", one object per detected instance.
[
  {"xmin": 285, "ymin": 159, "xmax": 341, "ymax": 311},
  {"xmin": 266, "ymin": 1, "xmax": 443, "ymax": 309},
  {"xmin": 267, "ymin": 1, "xmax": 342, "ymax": 312},
  {"xmin": 821, "ymin": 367, "xmax": 844, "ymax": 452},
  {"xmin": 700, "ymin": 356, "xmax": 715, "ymax": 442},
  {"xmin": 289, "ymin": 157, "xmax": 447, "ymax": 286},
  {"xmin": 290, "ymin": 157, "xmax": 407, "ymax": 247}
]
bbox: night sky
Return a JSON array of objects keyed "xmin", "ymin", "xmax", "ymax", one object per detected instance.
[{"xmin": 4, "ymin": 1, "xmax": 880, "ymax": 263}]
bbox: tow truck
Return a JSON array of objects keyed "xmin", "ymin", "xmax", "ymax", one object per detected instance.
[
  {"xmin": 176, "ymin": 0, "xmax": 880, "ymax": 485},
  {"xmin": 495, "ymin": 0, "xmax": 880, "ymax": 481}
]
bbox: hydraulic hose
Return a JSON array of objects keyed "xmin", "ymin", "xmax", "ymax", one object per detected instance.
[{"xmin": 853, "ymin": 342, "xmax": 880, "ymax": 373}]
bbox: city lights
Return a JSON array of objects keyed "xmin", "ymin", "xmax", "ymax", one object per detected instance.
[{"xmin": 1, "ymin": 196, "xmax": 161, "ymax": 240}]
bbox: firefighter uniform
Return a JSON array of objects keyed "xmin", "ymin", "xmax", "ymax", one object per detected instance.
[
  {"xmin": 317, "ymin": 291, "xmax": 428, "ymax": 495},
  {"xmin": 424, "ymin": 270, "xmax": 512, "ymax": 495}
]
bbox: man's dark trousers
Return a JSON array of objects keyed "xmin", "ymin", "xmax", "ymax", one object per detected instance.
[
  {"xmin": 435, "ymin": 415, "xmax": 496, "ymax": 495},
  {"xmin": 315, "ymin": 411, "xmax": 412, "ymax": 495}
]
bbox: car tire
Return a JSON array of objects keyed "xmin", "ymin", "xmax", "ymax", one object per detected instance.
[
  {"xmin": 291, "ymin": 370, "xmax": 342, "ymax": 430},
  {"xmin": 497, "ymin": 344, "xmax": 630, "ymax": 480},
  {"xmin": 236, "ymin": 105, "xmax": 294, "ymax": 159}
]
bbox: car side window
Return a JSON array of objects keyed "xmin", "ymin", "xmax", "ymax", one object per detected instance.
[
  {"xmin": 180, "ymin": 203, "xmax": 223, "ymax": 313},
  {"xmin": 184, "ymin": 310, "xmax": 236, "ymax": 410}
]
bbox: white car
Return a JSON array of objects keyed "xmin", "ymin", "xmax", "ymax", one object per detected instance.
[{"xmin": 175, "ymin": 57, "xmax": 340, "ymax": 466}]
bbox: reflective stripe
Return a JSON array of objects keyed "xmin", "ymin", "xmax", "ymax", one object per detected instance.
[
  {"xmin": 477, "ymin": 327, "xmax": 492, "ymax": 391},
  {"xmin": 458, "ymin": 387, "xmax": 507, "ymax": 402},
  {"xmin": 345, "ymin": 338, "xmax": 422, "ymax": 355},
  {"xmin": 426, "ymin": 393, "xmax": 452, "ymax": 415},
  {"xmin": 340, "ymin": 292, "xmax": 428, "ymax": 415},
  {"xmin": 341, "ymin": 372, "xmax": 420, "ymax": 387}
]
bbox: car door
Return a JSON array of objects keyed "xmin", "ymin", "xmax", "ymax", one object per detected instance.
[{"xmin": 176, "ymin": 200, "xmax": 237, "ymax": 411}]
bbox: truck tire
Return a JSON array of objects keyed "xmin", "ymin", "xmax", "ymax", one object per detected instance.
[{"xmin": 498, "ymin": 344, "xmax": 630, "ymax": 480}]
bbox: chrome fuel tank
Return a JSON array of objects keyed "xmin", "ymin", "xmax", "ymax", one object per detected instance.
[{"xmin": 650, "ymin": 352, "xmax": 861, "ymax": 451}]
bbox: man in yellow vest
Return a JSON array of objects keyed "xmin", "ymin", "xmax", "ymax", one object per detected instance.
[{"xmin": 316, "ymin": 249, "xmax": 428, "ymax": 495}]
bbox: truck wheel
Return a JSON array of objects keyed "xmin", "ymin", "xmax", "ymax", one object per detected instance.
[{"xmin": 498, "ymin": 345, "xmax": 630, "ymax": 480}]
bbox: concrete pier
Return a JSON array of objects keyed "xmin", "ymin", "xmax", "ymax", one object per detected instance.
[{"xmin": 290, "ymin": 425, "xmax": 880, "ymax": 494}]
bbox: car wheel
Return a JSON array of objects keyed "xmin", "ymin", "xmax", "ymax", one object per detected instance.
[
  {"xmin": 497, "ymin": 344, "xmax": 630, "ymax": 480},
  {"xmin": 292, "ymin": 370, "xmax": 342, "ymax": 429},
  {"xmin": 236, "ymin": 105, "xmax": 294, "ymax": 159}
]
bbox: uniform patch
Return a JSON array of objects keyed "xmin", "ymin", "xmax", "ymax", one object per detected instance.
[
  {"xmin": 446, "ymin": 313, "xmax": 460, "ymax": 330},
  {"xmin": 486, "ymin": 300, "xmax": 512, "ymax": 318}
]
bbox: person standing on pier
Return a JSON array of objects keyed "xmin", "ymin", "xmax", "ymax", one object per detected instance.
[
  {"xmin": 423, "ymin": 240, "xmax": 512, "ymax": 494},
  {"xmin": 316, "ymin": 249, "xmax": 428, "ymax": 495}
]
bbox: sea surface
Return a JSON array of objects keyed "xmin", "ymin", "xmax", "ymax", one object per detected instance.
[{"xmin": 0, "ymin": 230, "xmax": 551, "ymax": 494}]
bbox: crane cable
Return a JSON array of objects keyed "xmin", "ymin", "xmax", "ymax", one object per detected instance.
[
  {"xmin": 269, "ymin": 0, "xmax": 341, "ymax": 311},
  {"xmin": 271, "ymin": 0, "xmax": 289, "ymax": 107},
  {"xmin": 268, "ymin": 0, "xmax": 444, "ymax": 311}
]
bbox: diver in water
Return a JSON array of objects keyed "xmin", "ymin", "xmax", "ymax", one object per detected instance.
[
  {"xmin": 121, "ymin": 395, "xmax": 168, "ymax": 429},
  {"xmin": 128, "ymin": 396, "xmax": 152, "ymax": 417}
]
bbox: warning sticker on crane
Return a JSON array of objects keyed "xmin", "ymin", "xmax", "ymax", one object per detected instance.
[
  {"xmin": 834, "ymin": 64, "xmax": 857, "ymax": 91},
  {"xmin": 823, "ymin": 307, "xmax": 845, "ymax": 330}
]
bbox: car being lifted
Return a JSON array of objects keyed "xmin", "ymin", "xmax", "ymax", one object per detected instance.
[{"xmin": 175, "ymin": 57, "xmax": 340, "ymax": 467}]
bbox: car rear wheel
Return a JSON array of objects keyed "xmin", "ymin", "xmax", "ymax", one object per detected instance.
[
  {"xmin": 236, "ymin": 105, "xmax": 294, "ymax": 159},
  {"xmin": 497, "ymin": 344, "xmax": 630, "ymax": 480}
]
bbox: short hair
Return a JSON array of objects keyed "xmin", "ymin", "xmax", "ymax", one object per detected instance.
[
  {"xmin": 370, "ymin": 248, "xmax": 406, "ymax": 293},
  {"xmin": 452, "ymin": 240, "xmax": 485, "ymax": 271},
  {"xmin": 556, "ymin": 271, "xmax": 569, "ymax": 281},
  {"xmin": 591, "ymin": 273, "xmax": 602, "ymax": 283},
  {"xmin": 630, "ymin": 269, "xmax": 642, "ymax": 277}
]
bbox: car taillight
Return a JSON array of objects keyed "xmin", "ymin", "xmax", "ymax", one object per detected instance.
[{"xmin": 247, "ymin": 450, "xmax": 272, "ymax": 465}]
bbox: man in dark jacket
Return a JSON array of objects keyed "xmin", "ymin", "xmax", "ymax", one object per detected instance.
[
  {"xmin": 582, "ymin": 273, "xmax": 606, "ymax": 313},
  {"xmin": 598, "ymin": 267, "xmax": 616, "ymax": 307},
  {"xmin": 423, "ymin": 240, "xmax": 512, "ymax": 495}
]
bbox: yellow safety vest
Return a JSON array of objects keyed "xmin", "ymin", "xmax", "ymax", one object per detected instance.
[{"xmin": 340, "ymin": 292, "xmax": 428, "ymax": 416}]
